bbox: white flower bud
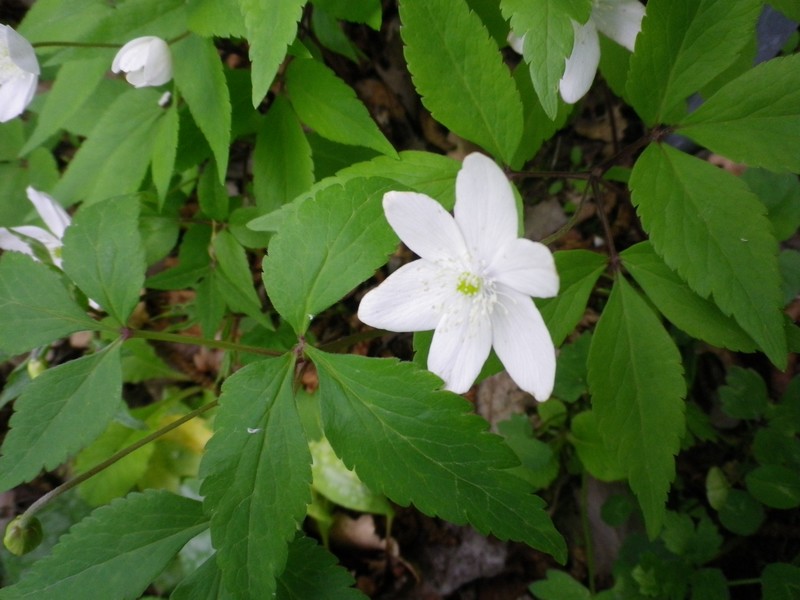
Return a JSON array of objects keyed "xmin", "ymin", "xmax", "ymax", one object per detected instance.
[
  {"xmin": 0, "ymin": 24, "xmax": 40, "ymax": 123},
  {"xmin": 112, "ymin": 36, "xmax": 172, "ymax": 88}
]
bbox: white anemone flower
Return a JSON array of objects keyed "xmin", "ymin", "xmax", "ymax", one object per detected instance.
[
  {"xmin": 358, "ymin": 153, "xmax": 559, "ymax": 400},
  {"xmin": 0, "ymin": 25, "xmax": 40, "ymax": 123},
  {"xmin": 560, "ymin": 0, "xmax": 645, "ymax": 103},
  {"xmin": 0, "ymin": 187, "xmax": 70, "ymax": 268},
  {"xmin": 111, "ymin": 36, "xmax": 172, "ymax": 88}
]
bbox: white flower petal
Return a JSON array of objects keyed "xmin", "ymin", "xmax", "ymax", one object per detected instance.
[
  {"xmin": 10, "ymin": 225, "xmax": 60, "ymax": 249},
  {"xmin": 559, "ymin": 19, "xmax": 600, "ymax": 104},
  {"xmin": 0, "ymin": 228, "xmax": 35, "ymax": 258},
  {"xmin": 488, "ymin": 238, "xmax": 559, "ymax": 299},
  {"xmin": 592, "ymin": 0, "xmax": 645, "ymax": 52},
  {"xmin": 428, "ymin": 297, "xmax": 493, "ymax": 393},
  {"xmin": 112, "ymin": 36, "xmax": 172, "ymax": 88},
  {"xmin": 26, "ymin": 187, "xmax": 70, "ymax": 238},
  {"xmin": 491, "ymin": 288, "xmax": 556, "ymax": 401},
  {"xmin": 383, "ymin": 191, "xmax": 469, "ymax": 265},
  {"xmin": 358, "ymin": 260, "xmax": 454, "ymax": 332},
  {"xmin": 454, "ymin": 153, "xmax": 518, "ymax": 263},
  {"xmin": 507, "ymin": 31, "xmax": 525, "ymax": 55},
  {"xmin": 0, "ymin": 71, "xmax": 36, "ymax": 123}
]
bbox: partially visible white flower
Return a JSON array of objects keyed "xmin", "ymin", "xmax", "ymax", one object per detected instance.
[
  {"xmin": 508, "ymin": 0, "xmax": 645, "ymax": 104},
  {"xmin": 0, "ymin": 187, "xmax": 70, "ymax": 268},
  {"xmin": 358, "ymin": 153, "xmax": 559, "ymax": 400},
  {"xmin": 561, "ymin": 0, "xmax": 645, "ymax": 103},
  {"xmin": 112, "ymin": 36, "xmax": 172, "ymax": 88},
  {"xmin": 0, "ymin": 24, "xmax": 40, "ymax": 123}
]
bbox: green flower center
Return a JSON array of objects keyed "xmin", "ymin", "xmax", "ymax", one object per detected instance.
[{"xmin": 456, "ymin": 272, "xmax": 482, "ymax": 296}]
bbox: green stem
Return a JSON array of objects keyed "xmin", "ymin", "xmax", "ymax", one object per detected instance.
[
  {"xmin": 18, "ymin": 392, "xmax": 216, "ymax": 527},
  {"xmin": 127, "ymin": 328, "xmax": 283, "ymax": 357},
  {"xmin": 728, "ymin": 578, "xmax": 762, "ymax": 587},
  {"xmin": 317, "ymin": 328, "xmax": 391, "ymax": 353},
  {"xmin": 580, "ymin": 472, "xmax": 597, "ymax": 596},
  {"xmin": 32, "ymin": 41, "xmax": 122, "ymax": 49}
]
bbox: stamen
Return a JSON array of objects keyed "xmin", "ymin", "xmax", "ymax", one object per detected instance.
[{"xmin": 456, "ymin": 272, "xmax": 482, "ymax": 296}]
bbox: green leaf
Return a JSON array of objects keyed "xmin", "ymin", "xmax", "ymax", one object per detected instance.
[
  {"xmin": 401, "ymin": 0, "xmax": 524, "ymax": 163},
  {"xmin": 62, "ymin": 196, "xmax": 146, "ymax": 326},
  {"xmin": 501, "ymin": 0, "xmax": 576, "ymax": 120},
  {"xmin": 239, "ymin": 0, "xmax": 305, "ymax": 106},
  {"xmin": 629, "ymin": 143, "xmax": 786, "ymax": 369},
  {"xmin": 172, "ymin": 34, "xmax": 231, "ymax": 183},
  {"xmin": 626, "ymin": 0, "xmax": 761, "ymax": 125},
  {"xmin": 262, "ymin": 177, "xmax": 401, "ymax": 334},
  {"xmin": 719, "ymin": 366, "xmax": 768, "ymax": 420},
  {"xmin": 147, "ymin": 223, "xmax": 211, "ymax": 290},
  {"xmin": 286, "ymin": 58, "xmax": 396, "ymax": 157},
  {"xmin": 311, "ymin": 0, "xmax": 381, "ymax": 29},
  {"xmin": 197, "ymin": 160, "xmax": 230, "ymax": 221},
  {"xmin": 746, "ymin": 465, "xmax": 800, "ymax": 510},
  {"xmin": 496, "ymin": 415, "xmax": 559, "ymax": 490},
  {"xmin": 587, "ymin": 276, "xmax": 686, "ymax": 537},
  {"xmin": 0, "ymin": 490, "xmax": 207, "ymax": 600},
  {"xmin": 20, "ymin": 57, "xmax": 109, "ymax": 155},
  {"xmin": 535, "ymin": 250, "xmax": 607, "ymax": 347},
  {"xmin": 199, "ymin": 355, "xmax": 311, "ymax": 598},
  {"xmin": 151, "ymin": 103, "xmax": 179, "ymax": 207},
  {"xmin": 552, "ymin": 332, "xmax": 591, "ymax": 403},
  {"xmin": 569, "ymin": 410, "xmax": 625, "ymax": 481},
  {"xmin": 0, "ymin": 253, "xmax": 99, "ymax": 355},
  {"xmin": 53, "ymin": 88, "xmax": 163, "ymax": 205},
  {"xmin": 769, "ymin": 0, "xmax": 800, "ymax": 21},
  {"xmin": 253, "ymin": 97, "xmax": 314, "ymax": 213},
  {"xmin": 741, "ymin": 168, "xmax": 800, "ymax": 243},
  {"xmin": 780, "ymin": 250, "xmax": 800, "ymax": 307},
  {"xmin": 195, "ymin": 271, "xmax": 227, "ymax": 338},
  {"xmin": 171, "ymin": 554, "xmax": 232, "ymax": 600},
  {"xmin": 276, "ymin": 535, "xmax": 365, "ymax": 599},
  {"xmin": 762, "ymin": 563, "xmax": 800, "ymax": 600},
  {"xmin": 0, "ymin": 345, "xmax": 122, "ymax": 492},
  {"xmin": 307, "ymin": 348, "xmax": 567, "ymax": 562},
  {"xmin": 679, "ymin": 54, "xmax": 800, "ymax": 173},
  {"xmin": 529, "ymin": 569, "xmax": 592, "ymax": 600},
  {"xmin": 621, "ymin": 242, "xmax": 757, "ymax": 352},
  {"xmin": 188, "ymin": 0, "xmax": 246, "ymax": 37},
  {"xmin": 717, "ymin": 489, "xmax": 764, "ymax": 535},
  {"xmin": 690, "ymin": 569, "xmax": 729, "ymax": 600}
]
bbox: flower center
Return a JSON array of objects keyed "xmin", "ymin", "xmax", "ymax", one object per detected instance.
[
  {"xmin": 456, "ymin": 272, "xmax": 482, "ymax": 296},
  {"xmin": 0, "ymin": 44, "xmax": 22, "ymax": 85}
]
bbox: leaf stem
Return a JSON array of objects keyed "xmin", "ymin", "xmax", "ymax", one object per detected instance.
[
  {"xmin": 17, "ymin": 391, "xmax": 217, "ymax": 527},
  {"xmin": 127, "ymin": 328, "xmax": 283, "ymax": 357},
  {"xmin": 317, "ymin": 328, "xmax": 392, "ymax": 353}
]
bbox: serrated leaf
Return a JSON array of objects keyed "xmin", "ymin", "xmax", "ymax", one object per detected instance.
[
  {"xmin": 678, "ymin": 54, "xmax": 800, "ymax": 173},
  {"xmin": 171, "ymin": 554, "xmax": 232, "ymax": 600},
  {"xmin": 286, "ymin": 58, "xmax": 395, "ymax": 157},
  {"xmin": 199, "ymin": 355, "xmax": 311, "ymax": 599},
  {"xmin": 626, "ymin": 0, "xmax": 761, "ymax": 125},
  {"xmin": 536, "ymin": 250, "xmax": 607, "ymax": 347},
  {"xmin": 253, "ymin": 97, "xmax": 314, "ymax": 213},
  {"xmin": 629, "ymin": 144, "xmax": 786, "ymax": 368},
  {"xmin": 20, "ymin": 57, "xmax": 109, "ymax": 155},
  {"xmin": 62, "ymin": 196, "xmax": 145, "ymax": 326},
  {"xmin": 719, "ymin": 366, "xmax": 768, "ymax": 420},
  {"xmin": 401, "ymin": 0, "xmax": 523, "ymax": 162},
  {"xmin": 0, "ymin": 490, "xmax": 207, "ymax": 600},
  {"xmin": 0, "ymin": 344, "xmax": 122, "ymax": 492},
  {"xmin": 0, "ymin": 253, "xmax": 99, "ymax": 355},
  {"xmin": 529, "ymin": 569, "xmax": 592, "ymax": 600},
  {"xmin": 53, "ymin": 88, "xmax": 163, "ymax": 205},
  {"xmin": 172, "ymin": 34, "xmax": 231, "ymax": 183},
  {"xmin": 621, "ymin": 242, "xmax": 757, "ymax": 352},
  {"xmin": 742, "ymin": 169, "xmax": 800, "ymax": 243},
  {"xmin": 587, "ymin": 276, "xmax": 686, "ymax": 537},
  {"xmin": 311, "ymin": 0, "xmax": 382, "ymax": 29},
  {"xmin": 262, "ymin": 177, "xmax": 401, "ymax": 334},
  {"xmin": 276, "ymin": 535, "xmax": 365, "ymax": 599},
  {"xmin": 501, "ymin": 0, "xmax": 575, "ymax": 120},
  {"xmin": 307, "ymin": 348, "xmax": 566, "ymax": 562},
  {"xmin": 239, "ymin": 0, "xmax": 304, "ymax": 106},
  {"xmin": 188, "ymin": 0, "xmax": 246, "ymax": 37},
  {"xmin": 152, "ymin": 103, "xmax": 179, "ymax": 207}
]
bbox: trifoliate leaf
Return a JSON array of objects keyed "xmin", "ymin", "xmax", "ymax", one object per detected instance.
[
  {"xmin": 630, "ymin": 143, "xmax": 786, "ymax": 369},
  {"xmin": 626, "ymin": 0, "xmax": 761, "ymax": 125},
  {"xmin": 262, "ymin": 177, "xmax": 401, "ymax": 334},
  {"xmin": 286, "ymin": 58, "xmax": 395, "ymax": 157},
  {"xmin": 172, "ymin": 34, "xmax": 232, "ymax": 183},
  {"xmin": 536, "ymin": 250, "xmax": 607, "ymax": 347},
  {"xmin": 199, "ymin": 355, "xmax": 311, "ymax": 599},
  {"xmin": 0, "ymin": 344, "xmax": 122, "ymax": 492},
  {"xmin": 307, "ymin": 348, "xmax": 567, "ymax": 562},
  {"xmin": 253, "ymin": 97, "xmax": 314, "ymax": 213},
  {"xmin": 0, "ymin": 490, "xmax": 207, "ymax": 600},
  {"xmin": 401, "ymin": 0, "xmax": 524, "ymax": 163},
  {"xmin": 679, "ymin": 54, "xmax": 800, "ymax": 173},
  {"xmin": 238, "ymin": 0, "xmax": 304, "ymax": 106},
  {"xmin": 0, "ymin": 253, "xmax": 100, "ymax": 355},
  {"xmin": 621, "ymin": 242, "xmax": 757, "ymax": 352},
  {"xmin": 587, "ymin": 276, "xmax": 686, "ymax": 537}
]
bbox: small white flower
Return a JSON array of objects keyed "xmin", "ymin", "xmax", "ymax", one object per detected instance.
[
  {"xmin": 112, "ymin": 36, "xmax": 172, "ymax": 88},
  {"xmin": 0, "ymin": 187, "xmax": 70, "ymax": 268},
  {"xmin": 358, "ymin": 153, "xmax": 559, "ymax": 400},
  {"xmin": 0, "ymin": 25, "xmax": 40, "ymax": 123},
  {"xmin": 560, "ymin": 0, "xmax": 645, "ymax": 103}
]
